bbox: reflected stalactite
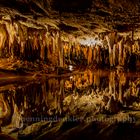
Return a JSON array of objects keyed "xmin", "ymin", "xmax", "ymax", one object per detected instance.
[
  {"xmin": 42, "ymin": 80, "xmax": 48, "ymax": 106},
  {"xmin": 9, "ymin": 102, "xmax": 23, "ymax": 129},
  {"xmin": 0, "ymin": 70, "xmax": 139, "ymax": 134},
  {"xmin": 0, "ymin": 93, "xmax": 14, "ymax": 132},
  {"xmin": 0, "ymin": 94, "xmax": 9, "ymax": 120},
  {"xmin": 109, "ymin": 71, "xmax": 116, "ymax": 99},
  {"xmin": 118, "ymin": 72, "xmax": 126, "ymax": 103}
]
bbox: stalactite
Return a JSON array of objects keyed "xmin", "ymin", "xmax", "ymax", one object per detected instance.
[
  {"xmin": 97, "ymin": 45, "xmax": 101, "ymax": 64},
  {"xmin": 55, "ymin": 31, "xmax": 60, "ymax": 66},
  {"xmin": 0, "ymin": 24, "xmax": 7, "ymax": 57},
  {"xmin": 125, "ymin": 37, "xmax": 133, "ymax": 56},
  {"xmin": 118, "ymin": 38, "xmax": 124, "ymax": 66},
  {"xmin": 52, "ymin": 32, "xmax": 55, "ymax": 53},
  {"xmin": 89, "ymin": 69, "xmax": 93, "ymax": 85},
  {"xmin": 40, "ymin": 33, "xmax": 45, "ymax": 61},
  {"xmin": 50, "ymin": 35, "xmax": 53, "ymax": 54},
  {"xmin": 42, "ymin": 32, "xmax": 47, "ymax": 63},
  {"xmin": 106, "ymin": 33, "xmax": 114, "ymax": 66},
  {"xmin": 112, "ymin": 44, "xmax": 116, "ymax": 66},
  {"xmin": 55, "ymin": 32, "xmax": 59, "ymax": 53},
  {"xmin": 64, "ymin": 43, "xmax": 68, "ymax": 55},
  {"xmin": 94, "ymin": 71, "xmax": 100, "ymax": 87},
  {"xmin": 58, "ymin": 31, "xmax": 64, "ymax": 67},
  {"xmin": 88, "ymin": 46, "xmax": 92, "ymax": 65},
  {"xmin": 47, "ymin": 34, "xmax": 52, "ymax": 62},
  {"xmin": 17, "ymin": 24, "xmax": 27, "ymax": 55},
  {"xmin": 44, "ymin": 31, "xmax": 50, "ymax": 63},
  {"xmin": 83, "ymin": 47, "xmax": 87, "ymax": 60},
  {"xmin": 68, "ymin": 42, "xmax": 71, "ymax": 64},
  {"xmin": 5, "ymin": 22, "xmax": 17, "ymax": 58},
  {"xmin": 93, "ymin": 46, "xmax": 97, "ymax": 62}
]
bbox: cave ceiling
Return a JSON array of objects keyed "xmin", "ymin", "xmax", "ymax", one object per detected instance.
[{"xmin": 0, "ymin": 0, "xmax": 140, "ymax": 39}]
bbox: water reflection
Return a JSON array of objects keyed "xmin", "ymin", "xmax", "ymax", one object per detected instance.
[{"xmin": 0, "ymin": 70, "xmax": 139, "ymax": 132}]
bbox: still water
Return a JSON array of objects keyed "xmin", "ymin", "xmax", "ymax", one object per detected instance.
[{"xmin": 0, "ymin": 69, "xmax": 139, "ymax": 137}]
